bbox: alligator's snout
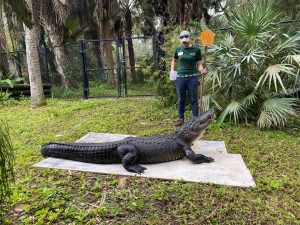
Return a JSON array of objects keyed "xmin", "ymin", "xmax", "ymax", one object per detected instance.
[
  {"xmin": 195, "ymin": 109, "xmax": 216, "ymax": 125},
  {"xmin": 207, "ymin": 110, "xmax": 216, "ymax": 121}
]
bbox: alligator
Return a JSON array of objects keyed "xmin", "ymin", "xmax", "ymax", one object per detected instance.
[{"xmin": 41, "ymin": 109, "xmax": 216, "ymax": 174}]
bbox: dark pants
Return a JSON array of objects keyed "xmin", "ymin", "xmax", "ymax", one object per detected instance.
[{"xmin": 176, "ymin": 76, "xmax": 199, "ymax": 120}]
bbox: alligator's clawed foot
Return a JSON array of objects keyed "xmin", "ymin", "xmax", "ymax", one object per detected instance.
[
  {"xmin": 193, "ymin": 154, "xmax": 214, "ymax": 164},
  {"xmin": 203, "ymin": 156, "xmax": 214, "ymax": 163},
  {"xmin": 127, "ymin": 165, "xmax": 147, "ymax": 174}
]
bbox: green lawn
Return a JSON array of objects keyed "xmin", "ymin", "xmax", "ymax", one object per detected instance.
[
  {"xmin": 0, "ymin": 98, "xmax": 299, "ymax": 224},
  {"xmin": 51, "ymin": 81, "xmax": 158, "ymax": 99}
]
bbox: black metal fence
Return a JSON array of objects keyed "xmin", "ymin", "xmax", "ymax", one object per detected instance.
[{"xmin": 5, "ymin": 35, "xmax": 163, "ymax": 99}]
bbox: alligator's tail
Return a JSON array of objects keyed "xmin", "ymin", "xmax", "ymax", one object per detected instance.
[{"xmin": 41, "ymin": 142, "xmax": 119, "ymax": 164}]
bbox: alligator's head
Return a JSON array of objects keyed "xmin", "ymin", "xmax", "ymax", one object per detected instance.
[{"xmin": 175, "ymin": 109, "xmax": 216, "ymax": 144}]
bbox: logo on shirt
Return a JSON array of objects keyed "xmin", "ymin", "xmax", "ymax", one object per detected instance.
[
  {"xmin": 190, "ymin": 52, "xmax": 196, "ymax": 56},
  {"xmin": 178, "ymin": 51, "xmax": 183, "ymax": 56}
]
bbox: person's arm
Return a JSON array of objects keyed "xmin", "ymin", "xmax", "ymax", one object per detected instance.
[
  {"xmin": 197, "ymin": 60, "xmax": 207, "ymax": 74},
  {"xmin": 196, "ymin": 48, "xmax": 206, "ymax": 74},
  {"xmin": 171, "ymin": 58, "xmax": 177, "ymax": 71}
]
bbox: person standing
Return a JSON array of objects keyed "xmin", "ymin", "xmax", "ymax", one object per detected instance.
[{"xmin": 170, "ymin": 30, "xmax": 207, "ymax": 126}]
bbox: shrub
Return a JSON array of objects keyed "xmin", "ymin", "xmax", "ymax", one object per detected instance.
[{"xmin": 204, "ymin": 0, "xmax": 300, "ymax": 128}]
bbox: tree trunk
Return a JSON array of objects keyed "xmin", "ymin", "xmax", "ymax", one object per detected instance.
[
  {"xmin": 183, "ymin": 0, "xmax": 191, "ymax": 28},
  {"xmin": 0, "ymin": 20, "xmax": 9, "ymax": 77},
  {"xmin": 191, "ymin": 0, "xmax": 203, "ymax": 21},
  {"xmin": 47, "ymin": 28, "xmax": 71, "ymax": 88},
  {"xmin": 125, "ymin": 6, "xmax": 136, "ymax": 84},
  {"xmin": 24, "ymin": 24, "xmax": 46, "ymax": 107},
  {"xmin": 24, "ymin": 0, "xmax": 46, "ymax": 107},
  {"xmin": 180, "ymin": 0, "xmax": 186, "ymax": 26},
  {"xmin": 102, "ymin": 18, "xmax": 115, "ymax": 86},
  {"xmin": 92, "ymin": 42, "xmax": 104, "ymax": 72},
  {"xmin": 167, "ymin": 0, "xmax": 183, "ymax": 27}
]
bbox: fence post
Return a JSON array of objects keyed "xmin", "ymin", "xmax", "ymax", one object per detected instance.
[
  {"xmin": 116, "ymin": 37, "xmax": 122, "ymax": 97},
  {"xmin": 16, "ymin": 51, "xmax": 22, "ymax": 78},
  {"xmin": 121, "ymin": 36, "xmax": 128, "ymax": 96},
  {"xmin": 42, "ymin": 46, "xmax": 50, "ymax": 84},
  {"xmin": 157, "ymin": 32, "xmax": 166, "ymax": 78},
  {"xmin": 80, "ymin": 40, "xmax": 89, "ymax": 99},
  {"xmin": 152, "ymin": 35, "xmax": 159, "ymax": 71}
]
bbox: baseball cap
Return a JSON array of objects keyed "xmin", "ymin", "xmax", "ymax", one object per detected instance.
[{"xmin": 179, "ymin": 30, "xmax": 191, "ymax": 43}]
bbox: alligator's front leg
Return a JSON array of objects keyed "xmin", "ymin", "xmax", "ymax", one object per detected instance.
[
  {"xmin": 183, "ymin": 145, "xmax": 214, "ymax": 164},
  {"xmin": 117, "ymin": 144, "xmax": 147, "ymax": 174}
]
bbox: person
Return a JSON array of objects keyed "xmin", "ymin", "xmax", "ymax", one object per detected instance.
[{"xmin": 170, "ymin": 30, "xmax": 207, "ymax": 126}]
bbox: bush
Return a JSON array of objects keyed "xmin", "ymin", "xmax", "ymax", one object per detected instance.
[{"xmin": 203, "ymin": 0, "xmax": 300, "ymax": 128}]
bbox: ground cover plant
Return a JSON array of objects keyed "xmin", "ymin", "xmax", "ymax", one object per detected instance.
[
  {"xmin": 0, "ymin": 121, "xmax": 14, "ymax": 221},
  {"xmin": 0, "ymin": 98, "xmax": 299, "ymax": 224}
]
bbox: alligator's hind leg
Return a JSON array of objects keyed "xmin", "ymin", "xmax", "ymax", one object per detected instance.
[
  {"xmin": 117, "ymin": 144, "xmax": 147, "ymax": 174},
  {"xmin": 183, "ymin": 146, "xmax": 214, "ymax": 163}
]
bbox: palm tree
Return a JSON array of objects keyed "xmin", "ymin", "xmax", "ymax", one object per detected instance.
[
  {"xmin": 205, "ymin": 0, "xmax": 299, "ymax": 128},
  {"xmin": 119, "ymin": 0, "xmax": 137, "ymax": 83},
  {"xmin": 95, "ymin": 0, "xmax": 119, "ymax": 85},
  {"xmin": 24, "ymin": 0, "xmax": 46, "ymax": 107},
  {"xmin": 40, "ymin": 0, "xmax": 73, "ymax": 88},
  {"xmin": 1, "ymin": 0, "xmax": 46, "ymax": 107},
  {"xmin": 70, "ymin": 1, "xmax": 105, "ymax": 75},
  {"xmin": 0, "ymin": 20, "xmax": 9, "ymax": 78},
  {"xmin": 0, "ymin": 0, "xmax": 30, "ymax": 78}
]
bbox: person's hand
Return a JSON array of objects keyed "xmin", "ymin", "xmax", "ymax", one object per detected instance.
[
  {"xmin": 169, "ymin": 71, "xmax": 177, "ymax": 81},
  {"xmin": 199, "ymin": 64, "xmax": 207, "ymax": 74}
]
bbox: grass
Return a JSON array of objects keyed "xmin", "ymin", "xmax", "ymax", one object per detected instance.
[
  {"xmin": 0, "ymin": 98, "xmax": 299, "ymax": 224},
  {"xmin": 51, "ymin": 81, "xmax": 158, "ymax": 99}
]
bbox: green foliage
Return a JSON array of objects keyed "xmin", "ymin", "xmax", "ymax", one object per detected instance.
[
  {"xmin": 0, "ymin": 121, "xmax": 14, "ymax": 221},
  {"xmin": 2, "ymin": 0, "xmax": 32, "ymax": 28},
  {"xmin": 257, "ymin": 98, "xmax": 298, "ymax": 128},
  {"xmin": 0, "ymin": 73, "xmax": 23, "ymax": 88},
  {"xmin": 205, "ymin": 0, "xmax": 300, "ymax": 128},
  {"xmin": 0, "ymin": 73, "xmax": 24, "ymax": 102},
  {"xmin": 157, "ymin": 27, "xmax": 182, "ymax": 106},
  {"xmin": 0, "ymin": 98, "xmax": 299, "ymax": 224}
]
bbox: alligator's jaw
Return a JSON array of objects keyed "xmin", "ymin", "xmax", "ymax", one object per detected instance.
[{"xmin": 176, "ymin": 109, "xmax": 216, "ymax": 144}]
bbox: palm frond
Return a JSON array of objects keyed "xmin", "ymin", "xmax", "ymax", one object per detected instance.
[
  {"xmin": 294, "ymin": 69, "xmax": 300, "ymax": 88},
  {"xmin": 241, "ymin": 92, "xmax": 257, "ymax": 106},
  {"xmin": 272, "ymin": 32, "xmax": 300, "ymax": 55},
  {"xmin": 219, "ymin": 101, "xmax": 246, "ymax": 123},
  {"xmin": 206, "ymin": 68, "xmax": 222, "ymax": 92},
  {"xmin": 226, "ymin": 63, "xmax": 241, "ymax": 79},
  {"xmin": 222, "ymin": 33, "xmax": 235, "ymax": 49},
  {"xmin": 256, "ymin": 64, "xmax": 294, "ymax": 93},
  {"xmin": 3, "ymin": 0, "xmax": 32, "ymax": 28},
  {"xmin": 40, "ymin": 0, "xmax": 73, "ymax": 28},
  {"xmin": 231, "ymin": 0, "xmax": 278, "ymax": 40},
  {"xmin": 241, "ymin": 50, "xmax": 266, "ymax": 64},
  {"xmin": 257, "ymin": 98, "xmax": 299, "ymax": 128},
  {"xmin": 286, "ymin": 55, "xmax": 300, "ymax": 66},
  {"xmin": 200, "ymin": 95, "xmax": 222, "ymax": 112}
]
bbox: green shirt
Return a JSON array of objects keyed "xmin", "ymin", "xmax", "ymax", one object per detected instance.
[{"xmin": 174, "ymin": 45, "xmax": 202, "ymax": 76}]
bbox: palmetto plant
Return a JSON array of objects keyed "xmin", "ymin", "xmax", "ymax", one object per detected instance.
[{"xmin": 204, "ymin": 0, "xmax": 300, "ymax": 128}]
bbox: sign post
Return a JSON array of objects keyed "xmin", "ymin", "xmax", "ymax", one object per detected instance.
[{"xmin": 199, "ymin": 29, "xmax": 214, "ymax": 113}]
